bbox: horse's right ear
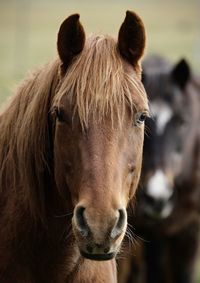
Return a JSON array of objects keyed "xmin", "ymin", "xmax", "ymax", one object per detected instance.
[
  {"xmin": 57, "ymin": 14, "xmax": 85, "ymax": 70},
  {"xmin": 118, "ymin": 11, "xmax": 146, "ymax": 67}
]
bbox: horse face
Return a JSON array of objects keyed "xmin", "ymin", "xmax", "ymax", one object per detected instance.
[
  {"xmin": 52, "ymin": 12, "xmax": 148, "ymax": 260},
  {"xmin": 53, "ymin": 101, "xmax": 146, "ymax": 259},
  {"xmin": 139, "ymin": 58, "xmax": 192, "ymax": 220}
]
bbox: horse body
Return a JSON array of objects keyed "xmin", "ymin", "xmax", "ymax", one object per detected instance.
[
  {"xmin": 118, "ymin": 55, "xmax": 200, "ymax": 283},
  {"xmin": 0, "ymin": 12, "xmax": 148, "ymax": 283}
]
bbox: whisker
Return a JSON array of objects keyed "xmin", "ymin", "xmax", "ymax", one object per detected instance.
[{"xmin": 53, "ymin": 212, "xmax": 73, "ymax": 218}]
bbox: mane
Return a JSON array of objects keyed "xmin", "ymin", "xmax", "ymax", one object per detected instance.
[
  {"xmin": 0, "ymin": 35, "xmax": 145, "ymax": 220},
  {"xmin": 0, "ymin": 60, "xmax": 60, "ymax": 220},
  {"xmin": 54, "ymin": 35, "xmax": 146, "ymax": 127}
]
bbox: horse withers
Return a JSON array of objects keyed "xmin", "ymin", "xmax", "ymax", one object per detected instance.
[
  {"xmin": 0, "ymin": 11, "xmax": 148, "ymax": 283},
  {"xmin": 118, "ymin": 55, "xmax": 200, "ymax": 283}
]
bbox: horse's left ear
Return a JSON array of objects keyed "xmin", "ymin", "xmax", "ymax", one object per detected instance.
[
  {"xmin": 171, "ymin": 59, "xmax": 191, "ymax": 90},
  {"xmin": 57, "ymin": 14, "xmax": 86, "ymax": 70},
  {"xmin": 118, "ymin": 11, "xmax": 146, "ymax": 67}
]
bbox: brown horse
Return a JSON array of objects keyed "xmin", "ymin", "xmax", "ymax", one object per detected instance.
[{"xmin": 0, "ymin": 11, "xmax": 148, "ymax": 283}]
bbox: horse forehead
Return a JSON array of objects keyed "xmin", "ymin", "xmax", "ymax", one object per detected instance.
[
  {"xmin": 79, "ymin": 127, "xmax": 128, "ymax": 180},
  {"xmin": 83, "ymin": 121, "xmax": 126, "ymax": 149},
  {"xmin": 79, "ymin": 120, "xmax": 134, "ymax": 167}
]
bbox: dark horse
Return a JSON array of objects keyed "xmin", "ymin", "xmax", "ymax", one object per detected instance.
[
  {"xmin": 0, "ymin": 11, "xmax": 149, "ymax": 283},
  {"xmin": 118, "ymin": 55, "xmax": 200, "ymax": 283}
]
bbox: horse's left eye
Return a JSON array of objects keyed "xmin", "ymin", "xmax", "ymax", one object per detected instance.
[
  {"xmin": 52, "ymin": 107, "xmax": 68, "ymax": 123},
  {"xmin": 135, "ymin": 112, "xmax": 148, "ymax": 126},
  {"xmin": 56, "ymin": 108, "xmax": 65, "ymax": 122}
]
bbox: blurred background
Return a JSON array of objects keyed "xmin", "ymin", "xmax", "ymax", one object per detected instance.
[
  {"xmin": 0, "ymin": 0, "xmax": 200, "ymax": 281},
  {"xmin": 0, "ymin": 0, "xmax": 199, "ymax": 104}
]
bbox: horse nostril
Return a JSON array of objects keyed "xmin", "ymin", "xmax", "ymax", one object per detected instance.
[
  {"xmin": 128, "ymin": 162, "xmax": 135, "ymax": 173},
  {"xmin": 111, "ymin": 208, "xmax": 126, "ymax": 239},
  {"xmin": 117, "ymin": 209, "xmax": 126, "ymax": 230},
  {"xmin": 104, "ymin": 247, "xmax": 110, "ymax": 254},
  {"xmin": 74, "ymin": 206, "xmax": 89, "ymax": 237}
]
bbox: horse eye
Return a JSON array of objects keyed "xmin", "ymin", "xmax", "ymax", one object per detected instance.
[
  {"xmin": 55, "ymin": 107, "xmax": 65, "ymax": 122},
  {"xmin": 52, "ymin": 106, "xmax": 71, "ymax": 124},
  {"xmin": 135, "ymin": 112, "xmax": 148, "ymax": 126}
]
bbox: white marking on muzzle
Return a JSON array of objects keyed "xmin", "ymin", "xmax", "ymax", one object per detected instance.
[
  {"xmin": 146, "ymin": 170, "xmax": 173, "ymax": 200},
  {"xmin": 150, "ymin": 101, "xmax": 173, "ymax": 135}
]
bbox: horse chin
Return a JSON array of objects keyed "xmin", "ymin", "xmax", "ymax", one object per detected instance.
[{"xmin": 72, "ymin": 207, "xmax": 126, "ymax": 261}]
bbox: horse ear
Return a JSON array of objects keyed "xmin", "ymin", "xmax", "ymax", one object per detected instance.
[
  {"xmin": 171, "ymin": 59, "xmax": 191, "ymax": 90},
  {"xmin": 57, "ymin": 14, "xmax": 86, "ymax": 70},
  {"xmin": 118, "ymin": 11, "xmax": 146, "ymax": 67}
]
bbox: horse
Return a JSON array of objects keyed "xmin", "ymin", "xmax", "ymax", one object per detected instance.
[
  {"xmin": 0, "ymin": 11, "xmax": 149, "ymax": 283},
  {"xmin": 118, "ymin": 55, "xmax": 200, "ymax": 283}
]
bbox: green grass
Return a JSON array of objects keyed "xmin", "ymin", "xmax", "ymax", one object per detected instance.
[{"xmin": 0, "ymin": 0, "xmax": 200, "ymax": 281}]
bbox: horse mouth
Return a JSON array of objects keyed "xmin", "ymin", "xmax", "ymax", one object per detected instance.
[{"xmin": 80, "ymin": 250, "xmax": 116, "ymax": 261}]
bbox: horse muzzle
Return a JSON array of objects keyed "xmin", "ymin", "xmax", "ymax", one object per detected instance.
[
  {"xmin": 72, "ymin": 205, "xmax": 127, "ymax": 260},
  {"xmin": 140, "ymin": 190, "xmax": 175, "ymax": 220}
]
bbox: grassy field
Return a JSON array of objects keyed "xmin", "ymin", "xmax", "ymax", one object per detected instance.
[{"xmin": 0, "ymin": 0, "xmax": 200, "ymax": 281}]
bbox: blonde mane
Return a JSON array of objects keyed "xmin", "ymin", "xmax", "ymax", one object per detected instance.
[{"xmin": 54, "ymin": 35, "xmax": 146, "ymax": 127}]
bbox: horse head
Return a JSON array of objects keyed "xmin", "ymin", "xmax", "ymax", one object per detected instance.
[
  {"xmin": 139, "ymin": 56, "xmax": 199, "ymax": 220},
  {"xmin": 51, "ymin": 12, "xmax": 149, "ymax": 259}
]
